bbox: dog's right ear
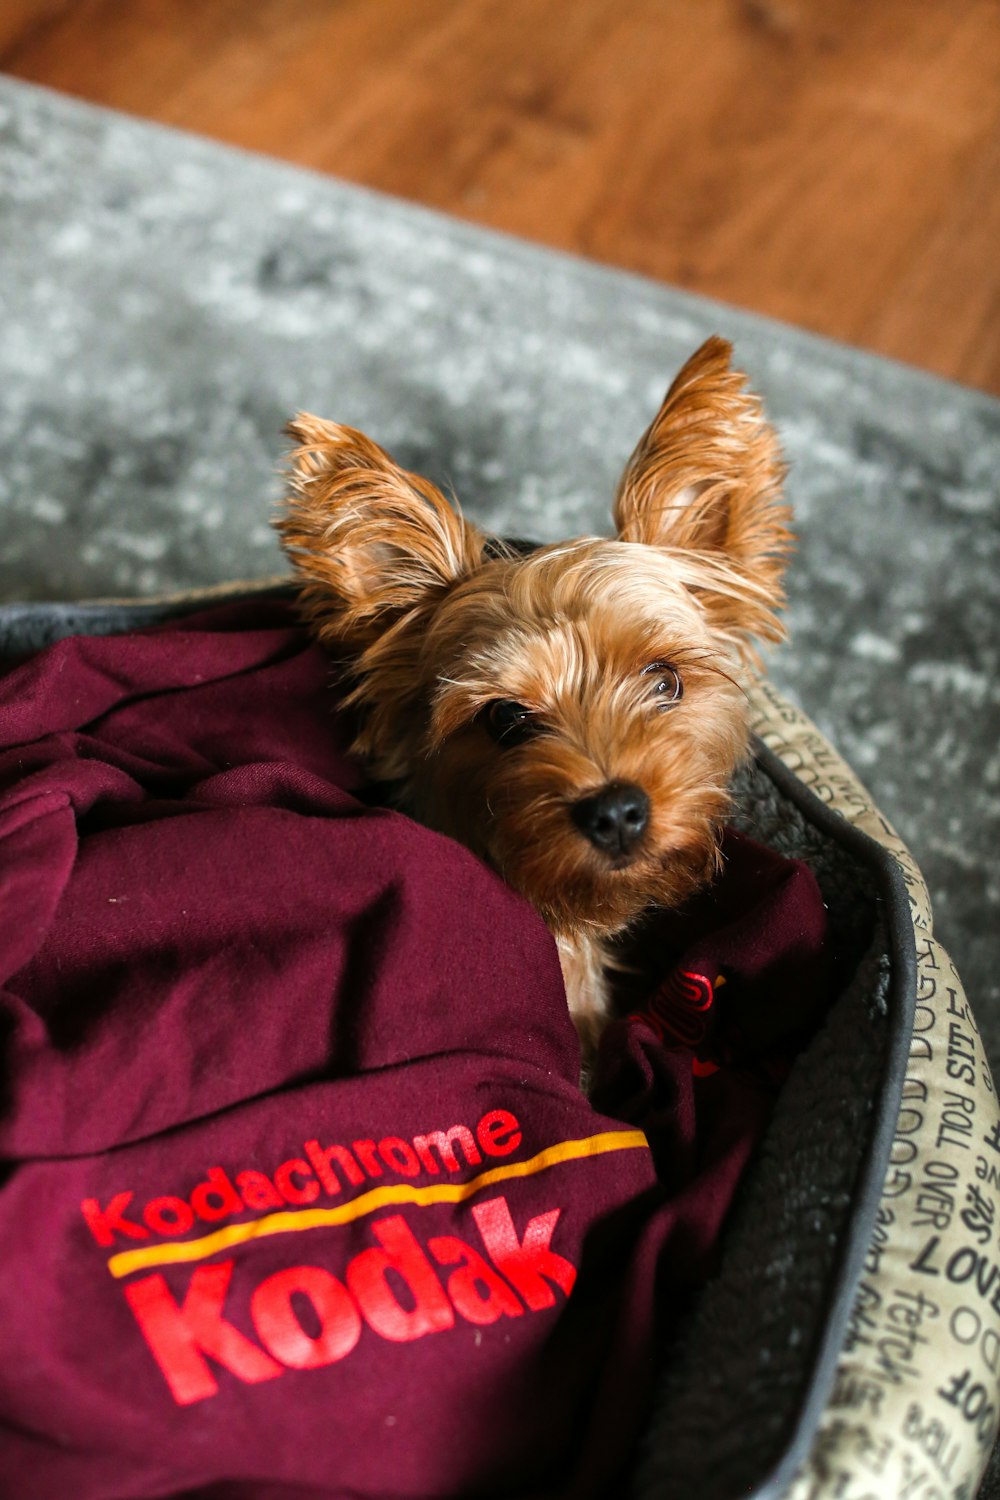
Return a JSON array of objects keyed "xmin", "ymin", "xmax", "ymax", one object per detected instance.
[
  {"xmin": 278, "ymin": 414, "xmax": 485, "ymax": 650},
  {"xmin": 612, "ymin": 338, "xmax": 791, "ymax": 653}
]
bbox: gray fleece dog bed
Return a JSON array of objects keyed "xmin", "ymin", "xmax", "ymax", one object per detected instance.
[{"xmin": 1, "ymin": 581, "xmax": 995, "ymax": 1500}]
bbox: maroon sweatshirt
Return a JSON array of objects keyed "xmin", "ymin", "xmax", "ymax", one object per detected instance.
[{"xmin": 0, "ymin": 602, "xmax": 826, "ymax": 1499}]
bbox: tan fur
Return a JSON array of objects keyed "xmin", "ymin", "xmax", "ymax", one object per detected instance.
[{"xmin": 276, "ymin": 338, "xmax": 791, "ymax": 1064}]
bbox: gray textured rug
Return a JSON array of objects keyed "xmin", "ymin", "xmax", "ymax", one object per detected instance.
[{"xmin": 1, "ymin": 78, "xmax": 998, "ymax": 1087}]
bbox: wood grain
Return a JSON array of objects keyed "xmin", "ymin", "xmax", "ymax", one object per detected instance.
[{"xmin": 4, "ymin": 0, "xmax": 999, "ymax": 393}]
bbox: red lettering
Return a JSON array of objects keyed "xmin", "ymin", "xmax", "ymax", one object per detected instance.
[
  {"xmin": 412, "ymin": 1126, "xmax": 482, "ymax": 1175},
  {"xmin": 352, "ymin": 1139, "xmax": 383, "ymax": 1177},
  {"xmin": 236, "ymin": 1170, "xmax": 283, "ymax": 1211},
  {"xmin": 476, "ymin": 1110, "xmax": 522, "ymax": 1157},
  {"xmin": 429, "ymin": 1235, "xmax": 523, "ymax": 1324},
  {"xmin": 347, "ymin": 1215, "xmax": 454, "ymax": 1341},
  {"xmin": 190, "ymin": 1167, "xmax": 243, "ymax": 1223},
  {"xmin": 144, "ymin": 1196, "xmax": 195, "ymax": 1237},
  {"xmin": 303, "ymin": 1139, "xmax": 365, "ymax": 1195},
  {"xmin": 472, "ymin": 1196, "xmax": 575, "ymax": 1310},
  {"xmin": 274, "ymin": 1159, "xmax": 320, "ymax": 1206},
  {"xmin": 81, "ymin": 1193, "xmax": 149, "ymax": 1247},
  {"xmin": 251, "ymin": 1266, "xmax": 362, "ymax": 1369},
  {"xmin": 377, "ymin": 1138, "xmax": 420, "ymax": 1176},
  {"xmin": 119, "ymin": 1193, "xmax": 575, "ymax": 1404},
  {"xmin": 124, "ymin": 1262, "xmax": 282, "ymax": 1405},
  {"xmin": 86, "ymin": 1114, "xmax": 525, "ymax": 1254}
]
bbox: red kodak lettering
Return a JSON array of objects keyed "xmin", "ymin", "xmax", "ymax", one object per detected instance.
[
  {"xmin": 87, "ymin": 1108, "xmax": 526, "ymax": 1253},
  {"xmin": 429, "ymin": 1235, "xmax": 523, "ymax": 1324},
  {"xmin": 352, "ymin": 1139, "xmax": 383, "ymax": 1177},
  {"xmin": 190, "ymin": 1167, "xmax": 243, "ymax": 1222},
  {"xmin": 412, "ymin": 1126, "xmax": 482, "ymax": 1175},
  {"xmin": 274, "ymin": 1158, "xmax": 320, "ymax": 1205},
  {"xmin": 347, "ymin": 1214, "xmax": 454, "ymax": 1341},
  {"xmin": 81, "ymin": 1192, "xmax": 149, "ymax": 1247},
  {"xmin": 472, "ymin": 1197, "xmax": 575, "ymax": 1310},
  {"xmin": 378, "ymin": 1138, "xmax": 420, "ymax": 1176},
  {"xmin": 251, "ymin": 1266, "xmax": 362, "ymax": 1369},
  {"xmin": 476, "ymin": 1110, "xmax": 522, "ymax": 1157},
  {"xmin": 124, "ymin": 1261, "xmax": 282, "ymax": 1405},
  {"xmin": 303, "ymin": 1139, "xmax": 365, "ymax": 1195},
  {"xmin": 236, "ymin": 1170, "xmax": 283, "ymax": 1210},
  {"xmin": 122, "ymin": 1195, "xmax": 575, "ymax": 1406},
  {"xmin": 144, "ymin": 1196, "xmax": 195, "ymax": 1237}
]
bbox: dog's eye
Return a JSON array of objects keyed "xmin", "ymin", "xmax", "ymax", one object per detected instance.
[
  {"xmin": 641, "ymin": 662, "xmax": 684, "ymax": 707},
  {"xmin": 483, "ymin": 699, "xmax": 539, "ymax": 747}
]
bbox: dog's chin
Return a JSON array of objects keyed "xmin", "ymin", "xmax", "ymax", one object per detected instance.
[{"xmin": 495, "ymin": 835, "xmax": 719, "ymax": 939}]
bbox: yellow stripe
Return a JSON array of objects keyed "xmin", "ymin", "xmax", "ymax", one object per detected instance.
[{"xmin": 106, "ymin": 1129, "xmax": 648, "ymax": 1280}]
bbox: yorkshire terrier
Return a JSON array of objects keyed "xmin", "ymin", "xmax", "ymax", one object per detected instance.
[{"xmin": 277, "ymin": 337, "xmax": 791, "ymax": 1059}]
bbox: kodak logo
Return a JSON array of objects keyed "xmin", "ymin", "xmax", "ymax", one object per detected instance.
[
  {"xmin": 123, "ymin": 1194, "xmax": 575, "ymax": 1405},
  {"xmin": 82, "ymin": 1109, "xmax": 523, "ymax": 1246}
]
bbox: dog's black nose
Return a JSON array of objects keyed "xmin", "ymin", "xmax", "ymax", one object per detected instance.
[{"xmin": 570, "ymin": 782, "xmax": 650, "ymax": 858}]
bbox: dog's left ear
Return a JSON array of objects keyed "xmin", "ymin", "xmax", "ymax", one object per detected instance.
[
  {"xmin": 613, "ymin": 337, "xmax": 792, "ymax": 648},
  {"xmin": 279, "ymin": 414, "xmax": 485, "ymax": 652}
]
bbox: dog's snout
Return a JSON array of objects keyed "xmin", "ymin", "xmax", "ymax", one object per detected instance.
[{"xmin": 570, "ymin": 782, "xmax": 650, "ymax": 858}]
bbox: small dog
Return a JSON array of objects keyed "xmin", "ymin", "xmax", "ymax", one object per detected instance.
[{"xmin": 277, "ymin": 337, "xmax": 791, "ymax": 1058}]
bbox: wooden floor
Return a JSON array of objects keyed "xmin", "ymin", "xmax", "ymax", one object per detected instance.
[{"xmin": 4, "ymin": 0, "xmax": 999, "ymax": 394}]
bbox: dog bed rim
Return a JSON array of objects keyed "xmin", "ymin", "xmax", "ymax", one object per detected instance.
[
  {"xmin": 0, "ymin": 578, "xmax": 921, "ymax": 1497},
  {"xmin": 740, "ymin": 737, "xmax": 916, "ymax": 1499}
]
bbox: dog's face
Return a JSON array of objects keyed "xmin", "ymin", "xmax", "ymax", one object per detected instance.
[
  {"xmin": 396, "ymin": 540, "xmax": 750, "ymax": 935},
  {"xmin": 278, "ymin": 337, "xmax": 790, "ymax": 938}
]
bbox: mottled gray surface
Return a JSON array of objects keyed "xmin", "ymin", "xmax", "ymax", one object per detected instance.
[{"xmin": 1, "ymin": 77, "xmax": 998, "ymax": 1089}]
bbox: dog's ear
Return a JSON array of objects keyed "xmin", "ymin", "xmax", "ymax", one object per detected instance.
[
  {"xmin": 278, "ymin": 414, "xmax": 485, "ymax": 650},
  {"xmin": 613, "ymin": 337, "xmax": 792, "ymax": 649}
]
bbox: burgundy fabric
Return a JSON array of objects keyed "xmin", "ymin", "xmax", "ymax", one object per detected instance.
[
  {"xmin": 0, "ymin": 601, "xmax": 828, "ymax": 1500},
  {"xmin": 614, "ymin": 826, "xmax": 834, "ymax": 1074}
]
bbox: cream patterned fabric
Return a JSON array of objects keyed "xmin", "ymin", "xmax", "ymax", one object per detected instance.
[{"xmin": 752, "ymin": 679, "xmax": 1000, "ymax": 1500}]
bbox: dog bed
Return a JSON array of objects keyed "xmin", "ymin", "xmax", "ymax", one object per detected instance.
[{"xmin": 0, "ymin": 580, "xmax": 996, "ymax": 1500}]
